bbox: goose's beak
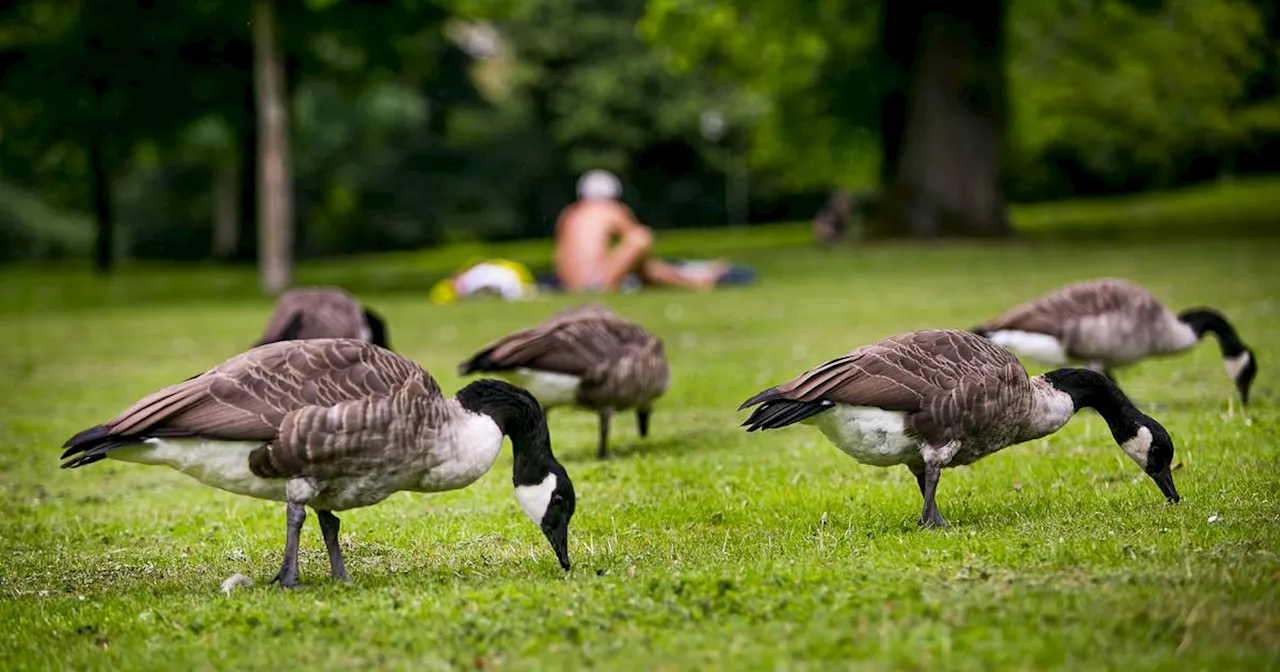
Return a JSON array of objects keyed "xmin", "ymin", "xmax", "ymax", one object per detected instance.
[
  {"xmin": 1149, "ymin": 466, "xmax": 1180, "ymax": 503},
  {"xmin": 543, "ymin": 523, "xmax": 571, "ymax": 571}
]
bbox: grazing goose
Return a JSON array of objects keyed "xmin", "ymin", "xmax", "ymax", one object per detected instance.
[
  {"xmin": 738, "ymin": 329, "xmax": 1179, "ymax": 528},
  {"xmin": 60, "ymin": 339, "xmax": 575, "ymax": 587},
  {"xmin": 972, "ymin": 278, "xmax": 1257, "ymax": 404},
  {"xmin": 256, "ymin": 287, "xmax": 390, "ymax": 350},
  {"xmin": 458, "ymin": 304, "xmax": 670, "ymax": 459}
]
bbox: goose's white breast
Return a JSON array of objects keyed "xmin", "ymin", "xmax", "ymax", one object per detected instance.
[
  {"xmin": 1159, "ymin": 314, "xmax": 1199, "ymax": 354},
  {"xmin": 111, "ymin": 438, "xmax": 287, "ymax": 502},
  {"xmin": 809, "ymin": 405, "xmax": 921, "ymax": 467},
  {"xmin": 414, "ymin": 411, "xmax": 504, "ymax": 492},
  {"xmin": 987, "ymin": 330, "xmax": 1069, "ymax": 365},
  {"xmin": 508, "ymin": 368, "xmax": 581, "ymax": 407}
]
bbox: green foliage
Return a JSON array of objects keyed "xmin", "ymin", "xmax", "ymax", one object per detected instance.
[
  {"xmin": 1, "ymin": 203, "xmax": 1278, "ymax": 668},
  {"xmin": 641, "ymin": 0, "xmax": 882, "ymax": 190},
  {"xmin": 0, "ymin": 181, "xmax": 92, "ymax": 262},
  {"xmin": 1, "ymin": 0, "xmax": 801, "ymax": 262},
  {"xmin": 642, "ymin": 0, "xmax": 1280, "ymax": 200},
  {"xmin": 469, "ymin": 0, "xmax": 794, "ymax": 235},
  {"xmin": 1008, "ymin": 0, "xmax": 1280, "ymax": 198},
  {"xmin": 3, "ymin": 0, "xmax": 1278, "ymax": 264}
]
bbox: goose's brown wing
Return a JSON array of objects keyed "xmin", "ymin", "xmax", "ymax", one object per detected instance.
[
  {"xmin": 978, "ymin": 279, "xmax": 1163, "ymax": 337},
  {"xmin": 62, "ymin": 339, "xmax": 436, "ymax": 466},
  {"xmin": 741, "ymin": 330, "xmax": 1029, "ymax": 444},
  {"xmin": 460, "ymin": 305, "xmax": 661, "ymax": 379}
]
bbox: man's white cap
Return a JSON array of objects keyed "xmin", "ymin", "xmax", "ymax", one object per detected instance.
[{"xmin": 576, "ymin": 169, "xmax": 622, "ymax": 200}]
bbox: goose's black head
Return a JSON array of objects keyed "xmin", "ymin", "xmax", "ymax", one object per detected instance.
[
  {"xmin": 1043, "ymin": 368, "xmax": 1180, "ymax": 503},
  {"xmin": 1118, "ymin": 413, "xmax": 1179, "ymax": 504},
  {"xmin": 362, "ymin": 308, "xmax": 390, "ymax": 350},
  {"xmin": 1178, "ymin": 308, "xmax": 1256, "ymax": 405},
  {"xmin": 516, "ymin": 459, "xmax": 575, "ymax": 571},
  {"xmin": 457, "ymin": 378, "xmax": 575, "ymax": 571}
]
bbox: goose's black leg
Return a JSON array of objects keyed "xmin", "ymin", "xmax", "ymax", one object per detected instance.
[
  {"xmin": 272, "ymin": 502, "xmax": 307, "ymax": 588},
  {"xmin": 637, "ymin": 408, "xmax": 651, "ymax": 438},
  {"xmin": 597, "ymin": 409, "xmax": 613, "ymax": 460},
  {"xmin": 317, "ymin": 510, "xmax": 349, "ymax": 581},
  {"xmin": 911, "ymin": 463, "xmax": 948, "ymax": 529}
]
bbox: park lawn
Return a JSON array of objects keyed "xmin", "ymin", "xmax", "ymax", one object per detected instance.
[{"xmin": 1, "ymin": 188, "xmax": 1278, "ymax": 670}]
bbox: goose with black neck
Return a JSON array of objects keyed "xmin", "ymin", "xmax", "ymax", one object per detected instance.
[
  {"xmin": 972, "ymin": 278, "xmax": 1257, "ymax": 405},
  {"xmin": 739, "ymin": 329, "xmax": 1180, "ymax": 529},
  {"xmin": 59, "ymin": 339, "xmax": 576, "ymax": 587}
]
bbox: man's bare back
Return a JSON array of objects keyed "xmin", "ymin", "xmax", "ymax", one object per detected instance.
[{"xmin": 554, "ymin": 170, "xmax": 727, "ymax": 293}]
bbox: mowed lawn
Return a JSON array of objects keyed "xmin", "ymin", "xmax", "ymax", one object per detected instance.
[{"xmin": 1, "ymin": 185, "xmax": 1279, "ymax": 670}]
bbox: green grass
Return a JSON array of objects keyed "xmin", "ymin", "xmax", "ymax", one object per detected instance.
[
  {"xmin": 2, "ymin": 186, "xmax": 1279, "ymax": 670},
  {"xmin": 1009, "ymin": 176, "xmax": 1280, "ymax": 240}
]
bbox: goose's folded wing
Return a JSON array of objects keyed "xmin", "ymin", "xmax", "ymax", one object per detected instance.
[
  {"xmin": 252, "ymin": 388, "xmax": 447, "ymax": 479},
  {"xmin": 462, "ymin": 313, "xmax": 637, "ymax": 377},
  {"xmin": 750, "ymin": 330, "xmax": 1011, "ymax": 411},
  {"xmin": 979, "ymin": 279, "xmax": 1160, "ymax": 336},
  {"xmin": 978, "ymin": 295, "xmax": 1073, "ymax": 337},
  {"xmin": 85, "ymin": 339, "xmax": 434, "ymax": 443}
]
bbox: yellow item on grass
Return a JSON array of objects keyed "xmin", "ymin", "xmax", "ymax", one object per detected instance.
[{"xmin": 430, "ymin": 258, "xmax": 537, "ymax": 305}]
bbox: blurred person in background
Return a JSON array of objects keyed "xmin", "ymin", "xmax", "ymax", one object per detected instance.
[{"xmin": 553, "ymin": 170, "xmax": 732, "ymax": 293}]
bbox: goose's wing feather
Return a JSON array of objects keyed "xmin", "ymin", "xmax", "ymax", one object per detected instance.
[
  {"xmin": 741, "ymin": 330, "xmax": 1028, "ymax": 443},
  {"xmin": 772, "ymin": 330, "xmax": 1010, "ymax": 409},
  {"xmin": 64, "ymin": 340, "xmax": 435, "ymax": 453},
  {"xmin": 979, "ymin": 278, "xmax": 1163, "ymax": 336},
  {"xmin": 253, "ymin": 381, "xmax": 447, "ymax": 481},
  {"xmin": 461, "ymin": 305, "xmax": 661, "ymax": 378},
  {"xmin": 256, "ymin": 288, "xmax": 367, "ymax": 345}
]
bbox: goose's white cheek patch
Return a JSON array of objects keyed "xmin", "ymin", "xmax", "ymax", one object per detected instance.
[
  {"xmin": 1223, "ymin": 352, "xmax": 1251, "ymax": 380},
  {"xmin": 515, "ymin": 473, "xmax": 557, "ymax": 525},
  {"xmin": 1121, "ymin": 426, "xmax": 1153, "ymax": 467}
]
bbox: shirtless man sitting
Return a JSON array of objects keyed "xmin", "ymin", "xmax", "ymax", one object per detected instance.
[{"xmin": 554, "ymin": 170, "xmax": 728, "ymax": 293}]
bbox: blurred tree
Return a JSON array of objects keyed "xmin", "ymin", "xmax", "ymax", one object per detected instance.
[
  {"xmin": 644, "ymin": 0, "xmax": 1009, "ymax": 237},
  {"xmin": 6, "ymin": 0, "xmax": 1274, "ymax": 264},
  {"xmin": 253, "ymin": 0, "xmax": 292, "ymax": 294},
  {"xmin": 640, "ymin": 0, "xmax": 881, "ymax": 193},
  {"xmin": 0, "ymin": 0, "xmax": 252, "ymax": 269},
  {"xmin": 643, "ymin": 0, "xmax": 1280, "ymax": 234},
  {"xmin": 875, "ymin": 0, "xmax": 1009, "ymax": 237},
  {"xmin": 499, "ymin": 0, "xmax": 767, "ymax": 235},
  {"xmin": 1006, "ymin": 0, "xmax": 1280, "ymax": 199}
]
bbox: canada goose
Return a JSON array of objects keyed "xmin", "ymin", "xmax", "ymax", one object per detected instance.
[
  {"xmin": 972, "ymin": 278, "xmax": 1257, "ymax": 404},
  {"xmin": 60, "ymin": 339, "xmax": 575, "ymax": 587},
  {"xmin": 256, "ymin": 287, "xmax": 390, "ymax": 350},
  {"xmin": 458, "ymin": 304, "xmax": 670, "ymax": 459},
  {"xmin": 738, "ymin": 329, "xmax": 1179, "ymax": 528}
]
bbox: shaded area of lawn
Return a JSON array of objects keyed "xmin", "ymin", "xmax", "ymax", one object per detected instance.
[{"xmin": 0, "ymin": 183, "xmax": 1277, "ymax": 670}]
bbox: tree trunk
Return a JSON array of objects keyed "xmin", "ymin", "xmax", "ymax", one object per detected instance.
[
  {"xmin": 252, "ymin": 0, "xmax": 292, "ymax": 294},
  {"xmin": 872, "ymin": 0, "xmax": 1010, "ymax": 238},
  {"xmin": 212, "ymin": 165, "xmax": 240, "ymax": 259}
]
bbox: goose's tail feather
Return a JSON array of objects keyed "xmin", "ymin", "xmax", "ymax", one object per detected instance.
[
  {"xmin": 738, "ymin": 388, "xmax": 834, "ymax": 432},
  {"xmin": 59, "ymin": 425, "xmax": 191, "ymax": 469}
]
